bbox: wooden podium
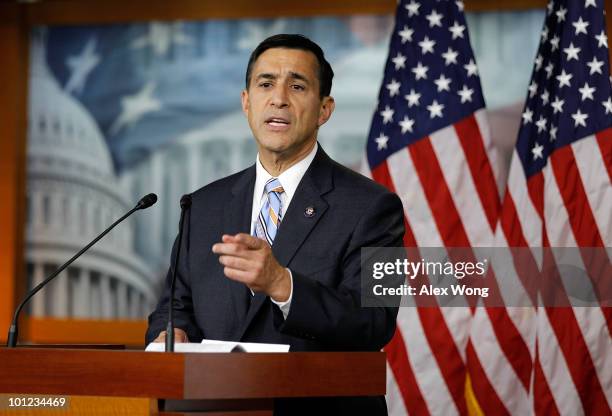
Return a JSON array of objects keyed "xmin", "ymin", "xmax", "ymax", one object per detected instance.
[{"xmin": 0, "ymin": 348, "xmax": 386, "ymax": 415}]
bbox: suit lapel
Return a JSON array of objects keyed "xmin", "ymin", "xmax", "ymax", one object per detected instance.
[
  {"xmin": 239, "ymin": 146, "xmax": 334, "ymax": 340},
  {"xmin": 224, "ymin": 166, "xmax": 255, "ymax": 336}
]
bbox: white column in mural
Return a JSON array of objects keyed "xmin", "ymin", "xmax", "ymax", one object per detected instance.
[
  {"xmin": 137, "ymin": 293, "xmax": 146, "ymax": 318},
  {"xmin": 117, "ymin": 280, "xmax": 128, "ymax": 318},
  {"xmin": 31, "ymin": 262, "xmax": 46, "ymax": 317},
  {"xmin": 128, "ymin": 288, "xmax": 139, "ymax": 318},
  {"xmin": 32, "ymin": 192, "xmax": 43, "ymax": 229},
  {"xmin": 51, "ymin": 271, "xmax": 69, "ymax": 317},
  {"xmin": 73, "ymin": 267, "xmax": 90, "ymax": 318},
  {"xmin": 149, "ymin": 153, "xmax": 164, "ymax": 258},
  {"xmin": 90, "ymin": 275, "xmax": 101, "ymax": 317},
  {"xmin": 99, "ymin": 274, "xmax": 113, "ymax": 319},
  {"xmin": 187, "ymin": 144, "xmax": 201, "ymax": 193}
]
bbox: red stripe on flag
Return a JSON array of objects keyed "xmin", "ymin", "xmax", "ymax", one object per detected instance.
[
  {"xmin": 466, "ymin": 341, "xmax": 510, "ymax": 415},
  {"xmin": 549, "ymin": 145, "xmax": 605, "ymax": 247},
  {"xmin": 543, "ymin": 307, "xmax": 609, "ymax": 414},
  {"xmin": 417, "ymin": 308, "xmax": 468, "ymax": 415},
  {"xmin": 384, "ymin": 328, "xmax": 431, "ymax": 416},
  {"xmin": 408, "ymin": 139, "xmax": 471, "ymax": 247},
  {"xmin": 485, "ymin": 308, "xmax": 532, "ymax": 390},
  {"xmin": 500, "ymin": 192, "xmax": 530, "ymax": 248},
  {"xmin": 595, "ymin": 127, "xmax": 612, "ymax": 182},
  {"xmin": 527, "ymin": 172, "xmax": 545, "ymax": 223},
  {"xmin": 539, "ymin": 233, "xmax": 610, "ymax": 415},
  {"xmin": 454, "ymin": 114, "xmax": 500, "ymax": 230},
  {"xmin": 533, "ymin": 341, "xmax": 561, "ymax": 416},
  {"xmin": 371, "ymin": 161, "xmax": 418, "ymax": 247}
]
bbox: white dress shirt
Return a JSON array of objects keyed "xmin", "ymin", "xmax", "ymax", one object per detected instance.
[{"xmin": 249, "ymin": 142, "xmax": 318, "ymax": 319}]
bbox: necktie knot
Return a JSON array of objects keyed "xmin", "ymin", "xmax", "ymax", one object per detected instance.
[{"xmin": 265, "ymin": 178, "xmax": 284, "ymax": 195}]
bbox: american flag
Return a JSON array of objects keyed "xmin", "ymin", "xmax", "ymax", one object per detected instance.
[
  {"xmin": 469, "ymin": 0, "xmax": 611, "ymax": 414},
  {"xmin": 363, "ymin": 0, "xmax": 500, "ymax": 414},
  {"xmin": 364, "ymin": 0, "xmax": 611, "ymax": 414}
]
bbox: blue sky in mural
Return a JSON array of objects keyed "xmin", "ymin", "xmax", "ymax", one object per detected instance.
[{"xmin": 45, "ymin": 18, "xmax": 389, "ymax": 172}]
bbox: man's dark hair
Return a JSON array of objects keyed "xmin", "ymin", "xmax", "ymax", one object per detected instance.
[{"xmin": 245, "ymin": 34, "xmax": 334, "ymax": 98}]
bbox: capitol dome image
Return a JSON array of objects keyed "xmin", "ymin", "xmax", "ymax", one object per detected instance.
[{"xmin": 25, "ymin": 32, "xmax": 156, "ymax": 319}]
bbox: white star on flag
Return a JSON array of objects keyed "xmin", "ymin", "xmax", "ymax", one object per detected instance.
[
  {"xmin": 426, "ymin": 10, "xmax": 443, "ymax": 28},
  {"xmin": 541, "ymin": 90, "xmax": 550, "ymax": 104},
  {"xmin": 551, "ymin": 96, "xmax": 565, "ymax": 113},
  {"xmin": 528, "ymin": 81, "xmax": 538, "ymax": 98},
  {"xmin": 563, "ymin": 42, "xmax": 581, "ymax": 61},
  {"xmin": 550, "ymin": 35, "xmax": 560, "ymax": 50},
  {"xmin": 110, "ymin": 81, "xmax": 163, "ymax": 135},
  {"xmin": 398, "ymin": 26, "xmax": 414, "ymax": 43},
  {"xmin": 412, "ymin": 62, "xmax": 429, "ymax": 80},
  {"xmin": 434, "ymin": 74, "xmax": 452, "ymax": 92},
  {"xmin": 386, "ymin": 79, "xmax": 401, "ymax": 97},
  {"xmin": 535, "ymin": 116, "xmax": 547, "ymax": 132},
  {"xmin": 399, "ymin": 116, "xmax": 415, "ymax": 134},
  {"xmin": 380, "ymin": 106, "xmax": 395, "ymax": 124},
  {"xmin": 571, "ymin": 109, "xmax": 588, "ymax": 127},
  {"xmin": 448, "ymin": 21, "xmax": 465, "ymax": 39},
  {"xmin": 65, "ymin": 37, "xmax": 101, "ymax": 95},
  {"xmin": 556, "ymin": 70, "xmax": 573, "ymax": 87},
  {"xmin": 550, "ymin": 125, "xmax": 558, "ymax": 141},
  {"xmin": 556, "ymin": 6, "xmax": 568, "ymax": 22},
  {"xmin": 464, "ymin": 59, "xmax": 478, "ymax": 77},
  {"xmin": 587, "ymin": 57, "xmax": 604, "ymax": 74},
  {"xmin": 532, "ymin": 142, "xmax": 544, "ymax": 159},
  {"xmin": 522, "ymin": 108, "xmax": 534, "ymax": 124},
  {"xmin": 442, "ymin": 47, "xmax": 459, "ymax": 65},
  {"xmin": 375, "ymin": 133, "xmax": 389, "ymax": 150},
  {"xmin": 404, "ymin": 89, "xmax": 421, "ymax": 107},
  {"xmin": 131, "ymin": 22, "xmax": 193, "ymax": 56},
  {"xmin": 595, "ymin": 30, "xmax": 608, "ymax": 48},
  {"xmin": 545, "ymin": 63, "xmax": 554, "ymax": 78},
  {"xmin": 405, "ymin": 0, "xmax": 420, "ymax": 17},
  {"xmin": 578, "ymin": 82, "xmax": 596, "ymax": 101},
  {"xmin": 418, "ymin": 36, "xmax": 436, "ymax": 54},
  {"xmin": 427, "ymin": 100, "xmax": 444, "ymax": 118},
  {"xmin": 585, "ymin": 0, "xmax": 597, "ymax": 7},
  {"xmin": 572, "ymin": 17, "xmax": 589, "ymax": 35},
  {"xmin": 392, "ymin": 52, "xmax": 407, "ymax": 70},
  {"xmin": 457, "ymin": 85, "xmax": 474, "ymax": 103},
  {"xmin": 535, "ymin": 54, "xmax": 543, "ymax": 70},
  {"xmin": 602, "ymin": 97, "xmax": 612, "ymax": 114}
]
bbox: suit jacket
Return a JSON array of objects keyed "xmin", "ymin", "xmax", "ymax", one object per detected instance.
[{"xmin": 146, "ymin": 145, "xmax": 405, "ymax": 415}]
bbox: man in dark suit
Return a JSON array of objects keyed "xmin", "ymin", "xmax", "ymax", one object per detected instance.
[{"xmin": 146, "ymin": 34, "xmax": 405, "ymax": 415}]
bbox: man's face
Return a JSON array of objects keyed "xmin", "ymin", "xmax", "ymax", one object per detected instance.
[{"xmin": 241, "ymin": 48, "xmax": 334, "ymax": 160}]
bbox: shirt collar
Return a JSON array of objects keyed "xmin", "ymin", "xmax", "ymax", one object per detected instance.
[{"xmin": 254, "ymin": 142, "xmax": 318, "ymax": 203}]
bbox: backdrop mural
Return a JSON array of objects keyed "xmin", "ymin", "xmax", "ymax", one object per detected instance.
[{"xmin": 26, "ymin": 11, "xmax": 543, "ymax": 319}]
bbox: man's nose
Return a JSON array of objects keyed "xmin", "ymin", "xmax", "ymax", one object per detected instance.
[{"xmin": 270, "ymin": 86, "xmax": 289, "ymax": 108}]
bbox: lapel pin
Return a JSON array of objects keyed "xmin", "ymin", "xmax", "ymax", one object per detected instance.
[{"xmin": 304, "ymin": 206, "xmax": 315, "ymax": 218}]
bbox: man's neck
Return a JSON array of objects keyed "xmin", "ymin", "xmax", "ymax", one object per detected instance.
[{"xmin": 259, "ymin": 141, "xmax": 317, "ymax": 177}]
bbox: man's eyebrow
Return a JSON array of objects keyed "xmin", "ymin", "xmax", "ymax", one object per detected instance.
[
  {"xmin": 255, "ymin": 73, "xmax": 277, "ymax": 81},
  {"xmin": 288, "ymin": 71, "xmax": 309, "ymax": 84},
  {"xmin": 254, "ymin": 72, "xmax": 310, "ymax": 84}
]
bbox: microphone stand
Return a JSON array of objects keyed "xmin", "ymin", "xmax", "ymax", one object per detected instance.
[
  {"xmin": 6, "ymin": 194, "xmax": 158, "ymax": 347},
  {"xmin": 166, "ymin": 194, "xmax": 192, "ymax": 352}
]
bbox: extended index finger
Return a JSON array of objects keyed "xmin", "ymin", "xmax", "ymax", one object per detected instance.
[{"xmin": 233, "ymin": 233, "xmax": 267, "ymax": 249}]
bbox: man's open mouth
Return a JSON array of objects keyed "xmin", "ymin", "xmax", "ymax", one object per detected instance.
[{"xmin": 265, "ymin": 117, "xmax": 290, "ymax": 127}]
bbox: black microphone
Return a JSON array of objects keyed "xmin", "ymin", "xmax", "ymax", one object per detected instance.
[
  {"xmin": 6, "ymin": 193, "xmax": 158, "ymax": 348},
  {"xmin": 166, "ymin": 194, "xmax": 192, "ymax": 352}
]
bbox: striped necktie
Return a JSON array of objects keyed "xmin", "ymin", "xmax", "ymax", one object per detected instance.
[{"xmin": 253, "ymin": 178, "xmax": 284, "ymax": 245}]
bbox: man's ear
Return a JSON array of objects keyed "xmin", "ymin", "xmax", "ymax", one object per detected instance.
[
  {"xmin": 241, "ymin": 89, "xmax": 249, "ymax": 116},
  {"xmin": 318, "ymin": 96, "xmax": 335, "ymax": 127}
]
